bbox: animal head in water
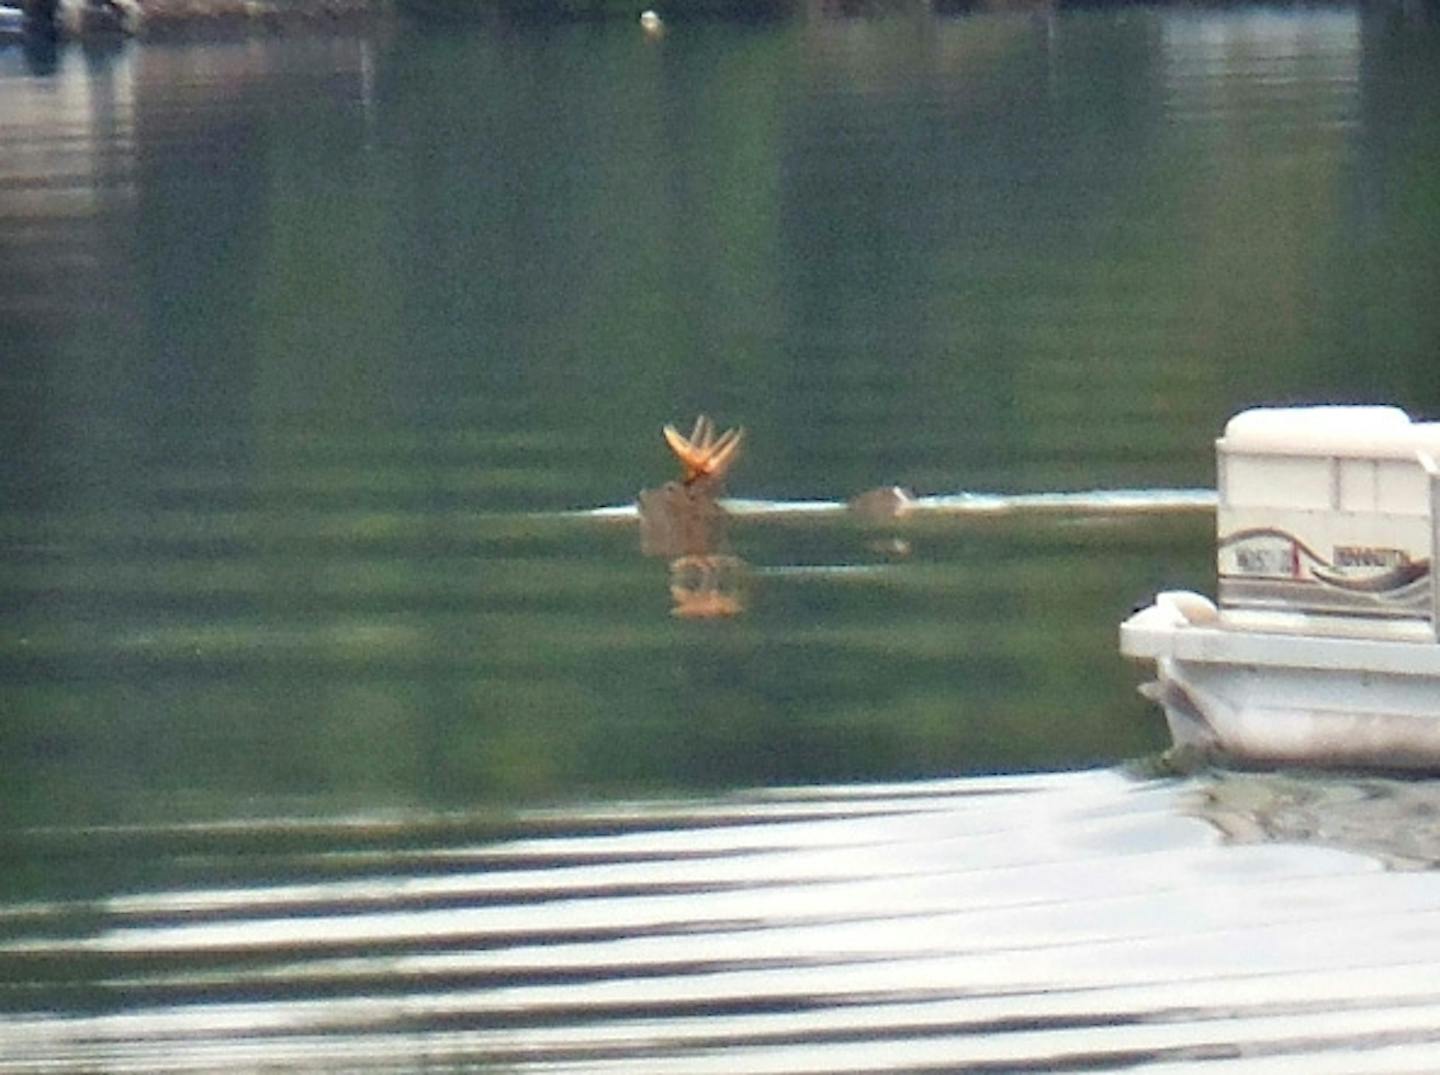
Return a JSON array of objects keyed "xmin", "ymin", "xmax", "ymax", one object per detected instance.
[{"xmin": 662, "ymin": 415, "xmax": 744, "ymax": 485}]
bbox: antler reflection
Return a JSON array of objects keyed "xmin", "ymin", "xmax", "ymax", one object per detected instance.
[{"xmin": 668, "ymin": 554, "xmax": 746, "ymax": 619}]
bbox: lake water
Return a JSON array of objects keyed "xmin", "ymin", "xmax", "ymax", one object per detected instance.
[{"xmin": 4, "ymin": 5, "xmax": 1440, "ymax": 1071}]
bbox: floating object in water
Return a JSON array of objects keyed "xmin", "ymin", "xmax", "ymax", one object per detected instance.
[
  {"xmin": 639, "ymin": 8, "xmax": 662, "ymax": 34},
  {"xmin": 1122, "ymin": 405, "xmax": 1440, "ymax": 771},
  {"xmin": 848, "ymin": 485, "xmax": 915, "ymax": 522}
]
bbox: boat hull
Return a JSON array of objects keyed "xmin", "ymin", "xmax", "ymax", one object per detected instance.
[{"xmin": 1123, "ymin": 592, "xmax": 1440, "ymax": 771}]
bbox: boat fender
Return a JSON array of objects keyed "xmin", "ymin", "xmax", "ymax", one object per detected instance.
[{"xmin": 1155, "ymin": 590, "xmax": 1219, "ymax": 626}]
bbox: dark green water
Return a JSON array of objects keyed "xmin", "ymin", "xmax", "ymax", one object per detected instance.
[{"xmin": 4, "ymin": 7, "xmax": 1440, "ymax": 1071}]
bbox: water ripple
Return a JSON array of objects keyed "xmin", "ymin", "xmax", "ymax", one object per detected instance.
[{"xmin": 6, "ymin": 771, "xmax": 1440, "ymax": 1073}]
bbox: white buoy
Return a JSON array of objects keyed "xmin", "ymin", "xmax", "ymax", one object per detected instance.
[{"xmin": 639, "ymin": 9, "xmax": 662, "ymax": 34}]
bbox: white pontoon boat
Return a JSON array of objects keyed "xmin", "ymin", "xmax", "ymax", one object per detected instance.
[{"xmin": 1122, "ymin": 406, "xmax": 1440, "ymax": 770}]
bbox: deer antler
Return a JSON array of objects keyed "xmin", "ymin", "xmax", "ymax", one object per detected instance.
[{"xmin": 661, "ymin": 415, "xmax": 744, "ymax": 484}]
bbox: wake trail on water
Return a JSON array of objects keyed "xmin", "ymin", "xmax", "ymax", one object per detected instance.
[{"xmin": 580, "ymin": 488, "xmax": 1218, "ymax": 522}]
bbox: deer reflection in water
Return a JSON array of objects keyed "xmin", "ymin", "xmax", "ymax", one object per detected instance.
[{"xmin": 638, "ymin": 416, "xmax": 747, "ymax": 618}]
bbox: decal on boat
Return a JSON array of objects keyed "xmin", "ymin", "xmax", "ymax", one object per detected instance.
[{"xmin": 1220, "ymin": 528, "xmax": 1431, "ymax": 595}]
